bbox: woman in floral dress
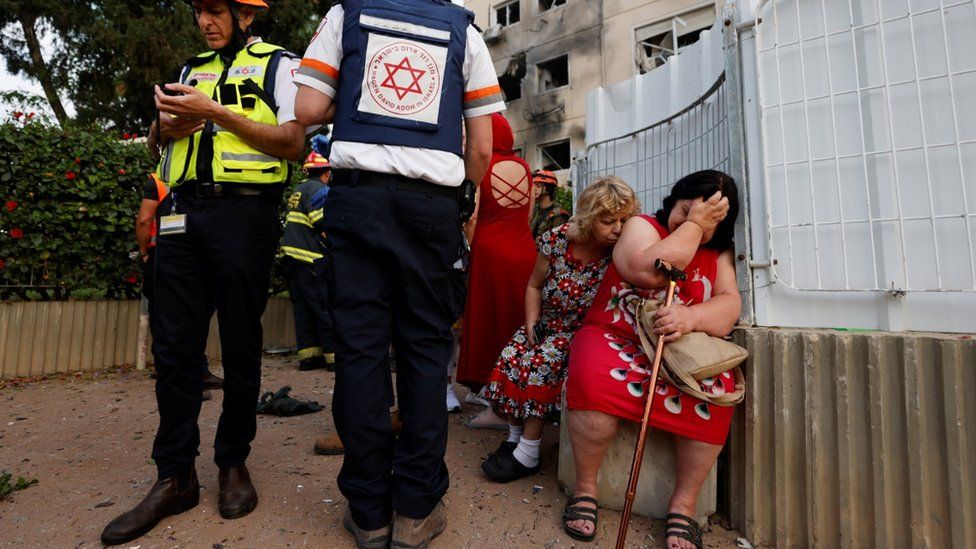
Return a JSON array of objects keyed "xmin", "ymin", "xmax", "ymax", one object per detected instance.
[
  {"xmin": 563, "ymin": 170, "xmax": 741, "ymax": 548},
  {"xmin": 481, "ymin": 177, "xmax": 640, "ymax": 483}
]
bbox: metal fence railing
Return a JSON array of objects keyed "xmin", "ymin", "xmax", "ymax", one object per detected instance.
[{"xmin": 573, "ymin": 73, "xmax": 732, "ymax": 216}]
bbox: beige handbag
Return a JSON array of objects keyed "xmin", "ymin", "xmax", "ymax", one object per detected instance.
[{"xmin": 634, "ymin": 298, "xmax": 747, "ymax": 406}]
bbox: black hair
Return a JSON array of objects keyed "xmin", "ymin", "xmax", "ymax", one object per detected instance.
[{"xmin": 654, "ymin": 169, "xmax": 739, "ymax": 251}]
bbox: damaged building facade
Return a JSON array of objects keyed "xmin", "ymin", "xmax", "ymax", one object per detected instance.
[{"xmin": 465, "ymin": 0, "xmax": 722, "ymax": 185}]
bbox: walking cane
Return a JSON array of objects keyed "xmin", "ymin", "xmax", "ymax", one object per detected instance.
[{"xmin": 615, "ymin": 258, "xmax": 686, "ymax": 549}]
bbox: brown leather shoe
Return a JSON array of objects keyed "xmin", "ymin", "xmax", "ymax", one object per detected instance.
[
  {"xmin": 391, "ymin": 501, "xmax": 447, "ymax": 548},
  {"xmin": 100, "ymin": 467, "xmax": 199, "ymax": 545},
  {"xmin": 218, "ymin": 465, "xmax": 258, "ymax": 519},
  {"xmin": 313, "ymin": 433, "xmax": 344, "ymax": 455}
]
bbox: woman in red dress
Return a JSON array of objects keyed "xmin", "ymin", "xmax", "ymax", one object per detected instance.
[
  {"xmin": 456, "ymin": 113, "xmax": 537, "ymax": 395},
  {"xmin": 563, "ymin": 171, "xmax": 741, "ymax": 548}
]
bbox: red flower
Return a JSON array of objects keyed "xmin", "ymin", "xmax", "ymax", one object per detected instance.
[
  {"xmin": 124, "ymin": 273, "xmax": 138, "ymax": 284},
  {"xmin": 13, "ymin": 111, "xmax": 22, "ymax": 119},
  {"xmin": 5, "ymin": 200, "xmax": 16, "ymax": 212},
  {"xmin": 118, "ymin": 168, "xmax": 126, "ymax": 175},
  {"xmin": 122, "ymin": 132, "xmax": 131, "ymax": 140},
  {"xmin": 0, "ymin": 258, "xmax": 5, "ymax": 270},
  {"xmin": 65, "ymin": 171, "xmax": 77, "ymax": 180},
  {"xmin": 26, "ymin": 112, "xmax": 35, "ymax": 120},
  {"xmin": 74, "ymin": 157, "xmax": 82, "ymax": 165},
  {"xmin": 10, "ymin": 228, "xmax": 24, "ymax": 239}
]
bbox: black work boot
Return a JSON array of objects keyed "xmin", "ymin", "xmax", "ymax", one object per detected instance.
[
  {"xmin": 100, "ymin": 467, "xmax": 199, "ymax": 545},
  {"xmin": 299, "ymin": 356, "xmax": 327, "ymax": 371}
]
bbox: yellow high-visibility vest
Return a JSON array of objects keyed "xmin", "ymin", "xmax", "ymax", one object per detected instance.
[{"xmin": 156, "ymin": 42, "xmax": 289, "ymax": 187}]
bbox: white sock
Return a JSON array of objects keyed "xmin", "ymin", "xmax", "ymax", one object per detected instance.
[
  {"xmin": 512, "ymin": 436, "xmax": 541, "ymax": 468},
  {"xmin": 507, "ymin": 424, "xmax": 524, "ymax": 443}
]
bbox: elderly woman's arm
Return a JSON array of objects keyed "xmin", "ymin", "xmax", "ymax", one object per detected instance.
[
  {"xmin": 613, "ymin": 216, "xmax": 702, "ymax": 289},
  {"xmin": 615, "ymin": 191, "xmax": 728, "ymax": 288},
  {"xmin": 652, "ymin": 250, "xmax": 741, "ymax": 341},
  {"xmin": 524, "ymin": 253, "xmax": 550, "ymax": 346}
]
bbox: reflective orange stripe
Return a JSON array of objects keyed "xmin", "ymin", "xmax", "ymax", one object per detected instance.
[
  {"xmin": 300, "ymin": 58, "xmax": 339, "ymax": 79},
  {"xmin": 464, "ymin": 85, "xmax": 502, "ymax": 102}
]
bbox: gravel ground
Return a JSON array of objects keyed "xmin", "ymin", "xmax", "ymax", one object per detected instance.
[{"xmin": 0, "ymin": 356, "xmax": 742, "ymax": 548}]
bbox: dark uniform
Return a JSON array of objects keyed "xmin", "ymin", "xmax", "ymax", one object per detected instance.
[
  {"xmin": 281, "ymin": 178, "xmax": 335, "ymax": 369},
  {"xmin": 530, "ymin": 202, "xmax": 570, "ymax": 240},
  {"xmin": 150, "ymin": 40, "xmax": 302, "ymax": 479},
  {"xmin": 295, "ymin": 0, "xmax": 506, "ymax": 536}
]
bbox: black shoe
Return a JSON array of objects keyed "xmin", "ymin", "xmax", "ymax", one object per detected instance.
[
  {"xmin": 299, "ymin": 357, "xmax": 327, "ymax": 371},
  {"xmin": 481, "ymin": 451, "xmax": 540, "ymax": 483},
  {"xmin": 202, "ymin": 370, "xmax": 223, "ymax": 390},
  {"xmin": 100, "ymin": 467, "xmax": 199, "ymax": 545},
  {"xmin": 490, "ymin": 440, "xmax": 518, "ymax": 458}
]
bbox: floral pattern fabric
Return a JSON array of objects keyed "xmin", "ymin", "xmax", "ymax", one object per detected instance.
[{"xmin": 483, "ymin": 224, "xmax": 610, "ymax": 419}]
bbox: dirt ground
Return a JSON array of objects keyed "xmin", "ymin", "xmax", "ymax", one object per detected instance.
[{"xmin": 0, "ymin": 356, "xmax": 744, "ymax": 548}]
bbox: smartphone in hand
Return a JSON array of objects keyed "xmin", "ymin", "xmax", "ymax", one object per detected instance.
[{"xmin": 532, "ymin": 322, "xmax": 548, "ymax": 344}]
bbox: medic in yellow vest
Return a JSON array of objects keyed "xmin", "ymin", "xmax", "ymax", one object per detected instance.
[
  {"xmin": 147, "ymin": 0, "xmax": 306, "ymax": 184},
  {"xmin": 102, "ymin": 1, "xmax": 310, "ymax": 545}
]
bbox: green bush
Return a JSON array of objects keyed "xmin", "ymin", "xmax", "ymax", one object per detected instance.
[
  {"xmin": 0, "ymin": 114, "xmax": 307, "ymax": 301},
  {"xmin": 554, "ymin": 186, "xmax": 574, "ymax": 214},
  {"xmin": 0, "ymin": 114, "xmax": 151, "ymax": 300}
]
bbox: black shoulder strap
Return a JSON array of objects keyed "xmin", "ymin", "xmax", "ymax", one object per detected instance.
[
  {"xmin": 253, "ymin": 48, "xmax": 291, "ymax": 115},
  {"xmin": 242, "ymin": 78, "xmax": 278, "ymax": 115}
]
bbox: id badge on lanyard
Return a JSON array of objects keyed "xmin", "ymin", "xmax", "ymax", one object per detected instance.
[{"xmin": 159, "ymin": 191, "xmax": 188, "ymax": 235}]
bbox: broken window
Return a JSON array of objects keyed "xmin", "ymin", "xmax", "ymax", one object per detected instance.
[
  {"xmin": 539, "ymin": 0, "xmax": 566, "ymax": 12},
  {"xmin": 635, "ymin": 6, "xmax": 716, "ymax": 74},
  {"xmin": 537, "ymin": 55, "xmax": 569, "ymax": 93},
  {"xmin": 494, "ymin": 1, "xmax": 520, "ymax": 27},
  {"xmin": 539, "ymin": 139, "xmax": 571, "ymax": 171},
  {"xmin": 498, "ymin": 55, "xmax": 526, "ymax": 101}
]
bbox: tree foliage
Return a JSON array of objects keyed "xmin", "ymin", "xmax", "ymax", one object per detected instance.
[{"xmin": 1, "ymin": 0, "xmax": 332, "ymax": 132}]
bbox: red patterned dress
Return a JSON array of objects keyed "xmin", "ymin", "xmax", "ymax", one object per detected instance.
[
  {"xmin": 483, "ymin": 224, "xmax": 611, "ymax": 419},
  {"xmin": 565, "ymin": 215, "xmax": 736, "ymax": 445}
]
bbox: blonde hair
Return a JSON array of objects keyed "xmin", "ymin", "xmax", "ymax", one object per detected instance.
[{"xmin": 567, "ymin": 176, "xmax": 641, "ymax": 241}]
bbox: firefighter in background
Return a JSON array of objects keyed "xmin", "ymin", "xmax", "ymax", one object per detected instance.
[
  {"xmin": 529, "ymin": 169, "xmax": 570, "ymax": 239},
  {"xmin": 282, "ymin": 152, "xmax": 335, "ymax": 371},
  {"xmin": 134, "ymin": 173, "xmax": 223, "ymax": 391}
]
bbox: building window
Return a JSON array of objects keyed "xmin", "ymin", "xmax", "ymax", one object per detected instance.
[
  {"xmin": 635, "ymin": 6, "xmax": 716, "ymax": 74},
  {"xmin": 539, "ymin": 0, "xmax": 566, "ymax": 11},
  {"xmin": 498, "ymin": 55, "xmax": 526, "ymax": 102},
  {"xmin": 494, "ymin": 1, "xmax": 520, "ymax": 27},
  {"xmin": 539, "ymin": 139, "xmax": 571, "ymax": 171},
  {"xmin": 537, "ymin": 55, "xmax": 569, "ymax": 93}
]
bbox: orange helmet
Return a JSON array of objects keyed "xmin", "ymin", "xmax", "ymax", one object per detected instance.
[
  {"xmin": 185, "ymin": 0, "xmax": 269, "ymax": 9},
  {"xmin": 303, "ymin": 152, "xmax": 330, "ymax": 171},
  {"xmin": 234, "ymin": 0, "xmax": 269, "ymax": 8},
  {"xmin": 532, "ymin": 169, "xmax": 558, "ymax": 187}
]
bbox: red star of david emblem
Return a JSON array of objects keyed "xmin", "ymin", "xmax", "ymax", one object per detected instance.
[{"xmin": 380, "ymin": 57, "xmax": 425, "ymax": 100}]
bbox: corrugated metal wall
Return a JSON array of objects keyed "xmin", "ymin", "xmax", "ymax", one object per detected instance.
[
  {"xmin": 728, "ymin": 328, "xmax": 976, "ymax": 548},
  {"xmin": 0, "ymin": 298, "xmax": 296, "ymax": 379}
]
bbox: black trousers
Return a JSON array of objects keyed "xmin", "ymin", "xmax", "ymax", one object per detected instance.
[
  {"xmin": 143, "ymin": 250, "xmax": 209, "ymax": 375},
  {"xmin": 284, "ymin": 256, "xmax": 335, "ymax": 360},
  {"xmin": 324, "ymin": 180, "xmax": 466, "ymax": 529},
  {"xmin": 150, "ymin": 191, "xmax": 279, "ymax": 478}
]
